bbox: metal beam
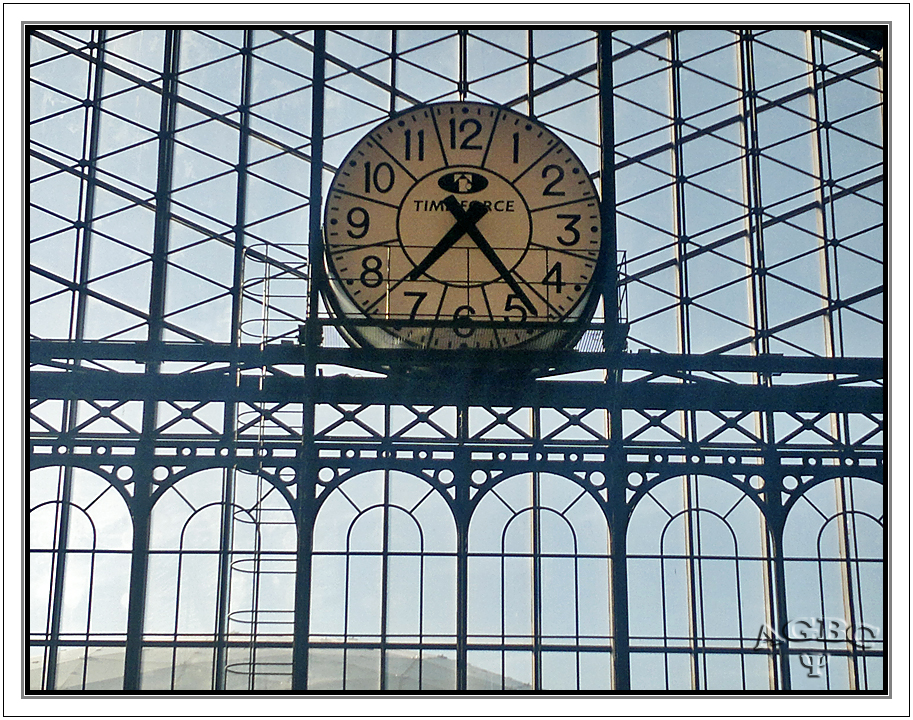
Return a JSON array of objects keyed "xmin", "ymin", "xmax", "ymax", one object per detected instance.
[
  {"xmin": 29, "ymin": 339, "xmax": 884, "ymax": 378},
  {"xmin": 819, "ymin": 26, "xmax": 886, "ymax": 53},
  {"xmin": 29, "ymin": 369, "xmax": 883, "ymax": 414}
]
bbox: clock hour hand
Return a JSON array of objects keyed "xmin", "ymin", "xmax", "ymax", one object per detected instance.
[
  {"xmin": 406, "ymin": 197, "xmax": 489, "ymax": 281},
  {"xmin": 441, "ymin": 196, "xmax": 539, "ymax": 317}
]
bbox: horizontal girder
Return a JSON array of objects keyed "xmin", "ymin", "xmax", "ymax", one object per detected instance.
[{"xmin": 29, "ymin": 367, "xmax": 882, "ymax": 413}]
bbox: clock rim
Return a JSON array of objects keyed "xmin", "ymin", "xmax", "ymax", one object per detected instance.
[{"xmin": 320, "ymin": 99, "xmax": 609, "ymax": 355}]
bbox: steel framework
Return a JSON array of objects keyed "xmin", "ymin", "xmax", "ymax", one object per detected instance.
[{"xmin": 29, "ymin": 27, "xmax": 884, "ymax": 692}]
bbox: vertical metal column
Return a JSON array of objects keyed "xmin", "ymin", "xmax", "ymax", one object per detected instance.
[
  {"xmin": 598, "ymin": 29, "xmax": 630, "ymax": 691},
  {"xmin": 808, "ymin": 33, "xmax": 867, "ymax": 689},
  {"xmin": 739, "ymin": 29, "xmax": 791, "ymax": 691},
  {"xmin": 292, "ymin": 27, "xmax": 327, "ymax": 691},
  {"xmin": 531, "ymin": 414, "xmax": 543, "ymax": 689},
  {"xmin": 379, "ymin": 465, "xmax": 391, "ymax": 690},
  {"xmin": 763, "ymin": 422, "xmax": 792, "ymax": 690},
  {"xmin": 667, "ymin": 30, "xmax": 704, "ymax": 690},
  {"xmin": 668, "ymin": 32, "xmax": 692, "ymax": 357},
  {"xmin": 390, "ymin": 30, "xmax": 398, "ymax": 115},
  {"xmin": 42, "ymin": 28, "xmax": 107, "ymax": 690},
  {"xmin": 458, "ymin": 29, "xmax": 468, "ymax": 100},
  {"xmin": 212, "ymin": 28, "xmax": 256, "ymax": 691},
  {"xmin": 596, "ymin": 31, "xmax": 618, "ymax": 340},
  {"xmin": 527, "ymin": 31, "xmax": 535, "ymax": 117},
  {"xmin": 454, "ymin": 398, "xmax": 471, "ymax": 691},
  {"xmin": 738, "ymin": 31, "xmax": 771, "ymax": 359},
  {"xmin": 122, "ymin": 29, "xmax": 180, "ymax": 691}
]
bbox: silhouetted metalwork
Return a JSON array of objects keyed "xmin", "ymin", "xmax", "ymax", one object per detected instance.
[{"xmin": 30, "ymin": 27, "xmax": 883, "ymax": 691}]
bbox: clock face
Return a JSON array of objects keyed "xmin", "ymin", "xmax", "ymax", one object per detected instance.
[{"xmin": 323, "ymin": 101, "xmax": 602, "ymax": 350}]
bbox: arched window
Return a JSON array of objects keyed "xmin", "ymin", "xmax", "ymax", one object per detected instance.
[
  {"xmin": 783, "ymin": 476, "xmax": 883, "ymax": 690},
  {"xmin": 142, "ymin": 468, "xmax": 296, "ymax": 690},
  {"xmin": 308, "ymin": 469, "xmax": 457, "ymax": 690},
  {"xmin": 29, "ymin": 466, "xmax": 133, "ymax": 690},
  {"xmin": 467, "ymin": 472, "xmax": 612, "ymax": 690},
  {"xmin": 627, "ymin": 474, "xmax": 771, "ymax": 690}
]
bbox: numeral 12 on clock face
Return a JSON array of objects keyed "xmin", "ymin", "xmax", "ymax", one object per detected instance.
[{"xmin": 323, "ymin": 101, "xmax": 603, "ymax": 351}]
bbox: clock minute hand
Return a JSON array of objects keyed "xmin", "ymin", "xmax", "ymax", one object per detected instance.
[
  {"xmin": 406, "ymin": 197, "xmax": 489, "ymax": 281},
  {"xmin": 442, "ymin": 196, "xmax": 539, "ymax": 317}
]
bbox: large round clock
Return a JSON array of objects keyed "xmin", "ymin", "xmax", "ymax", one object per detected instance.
[{"xmin": 322, "ymin": 101, "xmax": 603, "ymax": 351}]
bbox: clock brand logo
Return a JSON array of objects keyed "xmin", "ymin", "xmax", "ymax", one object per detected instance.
[
  {"xmin": 438, "ymin": 172, "xmax": 489, "ymax": 194},
  {"xmin": 410, "ymin": 198, "xmax": 516, "ymax": 213}
]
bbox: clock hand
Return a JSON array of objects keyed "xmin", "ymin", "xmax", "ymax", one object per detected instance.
[
  {"xmin": 441, "ymin": 196, "xmax": 539, "ymax": 317},
  {"xmin": 406, "ymin": 197, "xmax": 489, "ymax": 281}
]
